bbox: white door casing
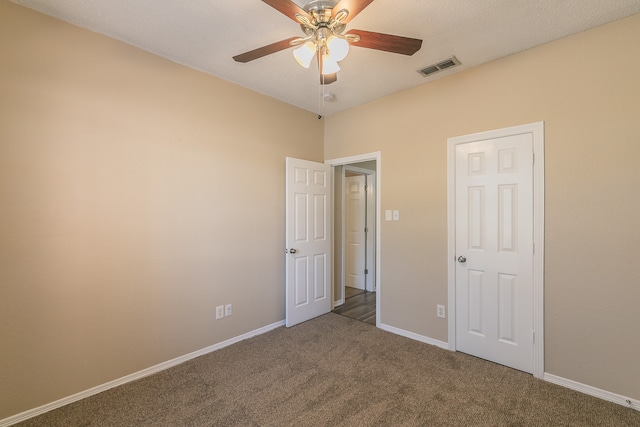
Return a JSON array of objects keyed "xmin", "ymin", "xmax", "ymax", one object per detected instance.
[
  {"xmin": 345, "ymin": 175, "xmax": 366, "ymax": 290},
  {"xmin": 285, "ymin": 157, "xmax": 332, "ymax": 327},
  {"xmin": 326, "ymin": 152, "xmax": 381, "ymax": 327},
  {"xmin": 447, "ymin": 122, "xmax": 544, "ymax": 378}
]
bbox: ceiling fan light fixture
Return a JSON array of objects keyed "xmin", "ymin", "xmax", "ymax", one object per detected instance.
[
  {"xmin": 234, "ymin": 0, "xmax": 423, "ymax": 87},
  {"xmin": 327, "ymin": 35, "xmax": 349, "ymax": 62},
  {"xmin": 293, "ymin": 41, "xmax": 316, "ymax": 68},
  {"xmin": 321, "ymin": 53, "xmax": 340, "ymax": 74}
]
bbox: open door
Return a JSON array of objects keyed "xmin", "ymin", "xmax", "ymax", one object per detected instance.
[{"xmin": 285, "ymin": 157, "xmax": 332, "ymax": 327}]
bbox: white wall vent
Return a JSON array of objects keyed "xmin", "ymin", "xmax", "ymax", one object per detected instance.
[{"xmin": 418, "ymin": 56, "xmax": 461, "ymax": 77}]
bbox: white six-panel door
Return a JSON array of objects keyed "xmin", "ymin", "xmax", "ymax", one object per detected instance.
[
  {"xmin": 454, "ymin": 134, "xmax": 534, "ymax": 373},
  {"xmin": 285, "ymin": 158, "xmax": 332, "ymax": 327},
  {"xmin": 345, "ymin": 175, "xmax": 366, "ymax": 290}
]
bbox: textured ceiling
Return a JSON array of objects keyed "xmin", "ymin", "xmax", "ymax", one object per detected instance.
[{"xmin": 11, "ymin": 0, "xmax": 640, "ymax": 116}]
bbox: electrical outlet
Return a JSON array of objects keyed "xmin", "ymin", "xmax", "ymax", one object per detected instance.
[
  {"xmin": 215, "ymin": 305, "xmax": 224, "ymax": 320},
  {"xmin": 437, "ymin": 304, "xmax": 446, "ymax": 319},
  {"xmin": 225, "ymin": 304, "xmax": 232, "ymax": 317}
]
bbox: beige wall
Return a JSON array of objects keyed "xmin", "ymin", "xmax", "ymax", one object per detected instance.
[
  {"xmin": 2, "ymin": 0, "xmax": 639, "ymax": 420},
  {"xmin": 0, "ymin": 2, "xmax": 323, "ymax": 419},
  {"xmin": 325, "ymin": 13, "xmax": 640, "ymax": 400}
]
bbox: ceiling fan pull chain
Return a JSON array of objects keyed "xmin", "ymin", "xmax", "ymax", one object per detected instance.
[
  {"xmin": 318, "ymin": 76, "xmax": 323, "ymax": 117},
  {"xmin": 322, "ymin": 78, "xmax": 325, "ymax": 112}
]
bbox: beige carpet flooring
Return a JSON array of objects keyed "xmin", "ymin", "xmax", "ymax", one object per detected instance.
[{"xmin": 17, "ymin": 313, "xmax": 639, "ymax": 426}]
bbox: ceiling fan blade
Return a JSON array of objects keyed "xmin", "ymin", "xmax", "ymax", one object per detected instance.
[
  {"xmin": 262, "ymin": 0, "xmax": 313, "ymax": 23},
  {"xmin": 321, "ymin": 73, "xmax": 337, "ymax": 85},
  {"xmin": 332, "ymin": 0, "xmax": 374, "ymax": 23},
  {"xmin": 346, "ymin": 29, "xmax": 422, "ymax": 55},
  {"xmin": 233, "ymin": 37, "xmax": 299, "ymax": 63}
]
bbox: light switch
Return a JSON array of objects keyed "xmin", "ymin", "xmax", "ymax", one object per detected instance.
[
  {"xmin": 393, "ymin": 210, "xmax": 400, "ymax": 221},
  {"xmin": 385, "ymin": 210, "xmax": 392, "ymax": 221}
]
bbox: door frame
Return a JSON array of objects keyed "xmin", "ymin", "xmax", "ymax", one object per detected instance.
[
  {"xmin": 342, "ymin": 165, "xmax": 376, "ymax": 296},
  {"xmin": 326, "ymin": 151, "xmax": 381, "ymax": 327},
  {"xmin": 447, "ymin": 122, "xmax": 545, "ymax": 378}
]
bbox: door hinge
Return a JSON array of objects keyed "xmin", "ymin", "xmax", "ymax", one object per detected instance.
[
  {"xmin": 364, "ymin": 227, "xmax": 368, "ymax": 233},
  {"xmin": 532, "ymin": 331, "xmax": 535, "ymax": 344},
  {"xmin": 364, "ymin": 269, "xmax": 369, "ymax": 275}
]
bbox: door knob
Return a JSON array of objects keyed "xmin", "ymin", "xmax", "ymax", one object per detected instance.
[
  {"xmin": 289, "ymin": 248, "xmax": 297, "ymax": 254},
  {"xmin": 457, "ymin": 256, "xmax": 466, "ymax": 263}
]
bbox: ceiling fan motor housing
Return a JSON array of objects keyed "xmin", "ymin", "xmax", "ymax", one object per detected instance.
[{"xmin": 304, "ymin": 0, "xmax": 339, "ymax": 14}]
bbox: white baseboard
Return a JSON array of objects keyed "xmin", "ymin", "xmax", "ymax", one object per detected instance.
[
  {"xmin": 0, "ymin": 320, "xmax": 285, "ymax": 427},
  {"xmin": 544, "ymin": 373, "xmax": 639, "ymax": 412},
  {"xmin": 5, "ymin": 321, "xmax": 636, "ymax": 426},
  {"xmin": 378, "ymin": 325, "xmax": 639, "ymax": 412},
  {"xmin": 378, "ymin": 322, "xmax": 449, "ymax": 350}
]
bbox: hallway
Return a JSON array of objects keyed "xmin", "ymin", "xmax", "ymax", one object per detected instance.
[{"xmin": 332, "ymin": 287, "xmax": 376, "ymax": 326}]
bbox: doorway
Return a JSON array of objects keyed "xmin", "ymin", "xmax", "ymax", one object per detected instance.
[{"xmin": 326, "ymin": 152, "xmax": 381, "ymax": 327}]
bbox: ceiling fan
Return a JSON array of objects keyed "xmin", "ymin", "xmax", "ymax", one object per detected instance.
[{"xmin": 233, "ymin": 0, "xmax": 423, "ymax": 85}]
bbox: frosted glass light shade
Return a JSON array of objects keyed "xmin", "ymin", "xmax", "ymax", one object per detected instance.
[
  {"xmin": 293, "ymin": 42, "xmax": 316, "ymax": 68},
  {"xmin": 327, "ymin": 36, "xmax": 349, "ymax": 62},
  {"xmin": 321, "ymin": 54, "xmax": 340, "ymax": 74}
]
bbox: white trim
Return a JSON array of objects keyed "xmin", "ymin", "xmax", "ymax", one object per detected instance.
[
  {"xmin": 343, "ymin": 165, "xmax": 375, "ymax": 175},
  {"xmin": 330, "ymin": 165, "xmax": 342, "ymax": 309},
  {"xmin": 5, "ymin": 317, "xmax": 636, "ymax": 426},
  {"xmin": 339, "ymin": 166, "xmax": 346, "ymax": 302},
  {"xmin": 0, "ymin": 320, "xmax": 285, "ymax": 427},
  {"xmin": 326, "ymin": 151, "xmax": 380, "ymax": 166},
  {"xmin": 544, "ymin": 373, "xmax": 639, "ymax": 411},
  {"xmin": 531, "ymin": 123, "xmax": 545, "ymax": 378},
  {"xmin": 326, "ymin": 152, "xmax": 382, "ymax": 327},
  {"xmin": 447, "ymin": 122, "xmax": 545, "ymax": 378},
  {"xmin": 378, "ymin": 323, "xmax": 449, "ymax": 350}
]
